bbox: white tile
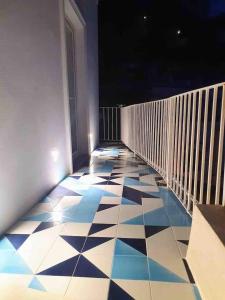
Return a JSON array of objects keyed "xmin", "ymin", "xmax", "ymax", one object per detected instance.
[
  {"xmin": 119, "ymin": 205, "xmax": 143, "ymax": 223},
  {"xmin": 0, "ymin": 274, "xmax": 32, "ymax": 288},
  {"xmin": 114, "ymin": 280, "xmax": 151, "ymax": 300},
  {"xmin": 60, "ymin": 223, "xmax": 91, "ymax": 237},
  {"xmin": 117, "ymin": 224, "xmax": 145, "ymax": 238},
  {"xmin": 66, "ymin": 277, "xmax": 110, "ymax": 300},
  {"xmin": 54, "ymin": 196, "xmax": 82, "ymax": 211},
  {"xmin": 172, "ymin": 226, "xmax": 191, "ymax": 241},
  {"xmin": 83, "ymin": 238, "xmax": 115, "ymax": 257},
  {"xmin": 36, "ymin": 275, "xmax": 71, "ymax": 296},
  {"xmin": 37, "ymin": 236, "xmax": 79, "ymax": 273},
  {"xmin": 95, "ymin": 185, "xmax": 123, "ymax": 196},
  {"xmin": 142, "ymin": 198, "xmax": 164, "ymax": 214},
  {"xmin": 93, "ymin": 206, "xmax": 120, "ymax": 224},
  {"xmin": 83, "ymin": 253, "xmax": 113, "ymax": 277},
  {"xmin": 24, "ymin": 203, "xmax": 53, "ymax": 217},
  {"xmin": 100, "ymin": 196, "xmax": 121, "ymax": 205},
  {"xmin": 7, "ymin": 221, "xmax": 41, "ymax": 234},
  {"xmin": 18, "ymin": 224, "xmax": 64, "ymax": 273},
  {"xmin": 90, "ymin": 225, "xmax": 117, "ymax": 237},
  {"xmin": 147, "ymin": 227, "xmax": 189, "ymax": 282},
  {"xmin": 150, "ymin": 282, "xmax": 196, "ymax": 300},
  {"xmin": 126, "ymin": 185, "xmax": 159, "ymax": 192},
  {"xmin": 140, "ymin": 175, "xmax": 157, "ymax": 186}
]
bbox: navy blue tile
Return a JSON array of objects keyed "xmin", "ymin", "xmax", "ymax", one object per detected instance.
[
  {"xmin": 82, "ymin": 237, "xmax": 112, "ymax": 252},
  {"xmin": 74, "ymin": 255, "xmax": 108, "ymax": 278},
  {"xmin": 5, "ymin": 234, "xmax": 29, "ymax": 250},
  {"xmin": 33, "ymin": 222, "xmax": 58, "ymax": 233},
  {"xmin": 145, "ymin": 226, "xmax": 169, "ymax": 238},
  {"xmin": 38, "ymin": 255, "xmax": 79, "ymax": 276},
  {"xmin": 61, "ymin": 236, "xmax": 86, "ymax": 252},
  {"xmin": 119, "ymin": 238, "xmax": 147, "ymax": 256},
  {"xmin": 107, "ymin": 181, "xmax": 121, "ymax": 185},
  {"xmin": 89, "ymin": 224, "xmax": 115, "ymax": 236},
  {"xmin": 178, "ymin": 240, "xmax": 189, "ymax": 246},
  {"xmin": 97, "ymin": 204, "xmax": 118, "ymax": 212},
  {"xmin": 48, "ymin": 186, "xmax": 81, "ymax": 200},
  {"xmin": 122, "ymin": 186, "xmax": 157, "ymax": 205},
  {"xmin": 183, "ymin": 259, "xmax": 195, "ymax": 283},
  {"xmin": 108, "ymin": 281, "xmax": 133, "ymax": 300}
]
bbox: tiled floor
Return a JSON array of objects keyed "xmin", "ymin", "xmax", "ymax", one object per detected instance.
[{"xmin": 0, "ymin": 145, "xmax": 202, "ymax": 300}]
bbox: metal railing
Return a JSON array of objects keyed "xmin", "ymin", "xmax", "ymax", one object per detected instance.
[
  {"xmin": 121, "ymin": 83, "xmax": 225, "ymax": 213},
  {"xmin": 99, "ymin": 107, "xmax": 121, "ymax": 142}
]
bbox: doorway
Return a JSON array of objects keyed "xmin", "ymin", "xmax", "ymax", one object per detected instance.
[{"xmin": 65, "ymin": 20, "xmax": 78, "ymax": 157}]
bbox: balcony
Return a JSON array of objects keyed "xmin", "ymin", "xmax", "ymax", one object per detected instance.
[
  {"xmin": 1, "ymin": 81, "xmax": 224, "ymax": 299},
  {"xmin": 0, "ymin": 1, "xmax": 224, "ymax": 300}
]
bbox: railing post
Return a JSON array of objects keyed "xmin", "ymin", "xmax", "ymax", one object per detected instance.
[
  {"xmin": 120, "ymin": 82, "xmax": 225, "ymax": 213},
  {"xmin": 215, "ymin": 85, "xmax": 225, "ymax": 205}
]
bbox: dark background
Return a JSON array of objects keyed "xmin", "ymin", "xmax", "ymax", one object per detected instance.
[{"xmin": 99, "ymin": 0, "xmax": 225, "ymax": 106}]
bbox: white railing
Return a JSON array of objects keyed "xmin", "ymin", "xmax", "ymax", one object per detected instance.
[
  {"xmin": 121, "ymin": 83, "xmax": 225, "ymax": 213},
  {"xmin": 100, "ymin": 107, "xmax": 121, "ymax": 142}
]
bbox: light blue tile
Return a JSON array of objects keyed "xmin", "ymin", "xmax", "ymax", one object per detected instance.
[
  {"xmin": 29, "ymin": 277, "xmax": 46, "ymax": 291},
  {"xmin": 115, "ymin": 239, "xmax": 145, "ymax": 257},
  {"xmin": 21, "ymin": 212, "xmax": 50, "ymax": 222},
  {"xmin": 124, "ymin": 178, "xmax": 150, "ymax": 186},
  {"xmin": 123, "ymin": 214, "xmax": 144, "ymax": 225},
  {"xmin": 143, "ymin": 208, "xmax": 170, "ymax": 226},
  {"xmin": 159, "ymin": 189, "xmax": 191, "ymax": 227},
  {"xmin": 0, "ymin": 251, "xmax": 32, "ymax": 274},
  {"xmin": 193, "ymin": 285, "xmax": 202, "ymax": 300},
  {"xmin": 121, "ymin": 197, "xmax": 137, "ymax": 205},
  {"xmin": 112, "ymin": 256, "xmax": 149, "ymax": 280},
  {"xmin": 0, "ymin": 237, "xmax": 15, "ymax": 251},
  {"xmin": 148, "ymin": 258, "xmax": 187, "ymax": 283}
]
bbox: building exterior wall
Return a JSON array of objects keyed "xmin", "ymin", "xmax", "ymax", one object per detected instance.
[
  {"xmin": 75, "ymin": 0, "xmax": 99, "ymax": 152},
  {"xmin": 0, "ymin": 0, "xmax": 99, "ymax": 234}
]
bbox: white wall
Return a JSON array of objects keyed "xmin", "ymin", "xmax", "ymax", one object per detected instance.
[
  {"xmin": 0, "ymin": 0, "xmax": 99, "ymax": 234},
  {"xmin": 75, "ymin": 0, "xmax": 99, "ymax": 151}
]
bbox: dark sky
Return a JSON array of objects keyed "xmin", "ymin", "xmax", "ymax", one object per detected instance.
[{"xmin": 99, "ymin": 0, "xmax": 225, "ymax": 106}]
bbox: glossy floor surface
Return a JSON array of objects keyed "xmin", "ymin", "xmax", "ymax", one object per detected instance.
[{"xmin": 0, "ymin": 145, "xmax": 202, "ymax": 300}]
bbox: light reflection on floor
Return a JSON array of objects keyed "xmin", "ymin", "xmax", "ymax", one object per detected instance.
[{"xmin": 0, "ymin": 145, "xmax": 201, "ymax": 300}]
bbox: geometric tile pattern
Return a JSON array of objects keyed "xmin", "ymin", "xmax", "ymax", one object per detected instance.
[{"xmin": 0, "ymin": 145, "xmax": 201, "ymax": 299}]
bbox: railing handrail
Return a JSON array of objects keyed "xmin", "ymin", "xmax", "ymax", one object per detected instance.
[
  {"xmin": 121, "ymin": 82, "xmax": 225, "ymax": 213},
  {"xmin": 124, "ymin": 82, "xmax": 225, "ymax": 108}
]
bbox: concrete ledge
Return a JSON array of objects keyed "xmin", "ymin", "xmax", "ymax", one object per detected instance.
[{"xmin": 187, "ymin": 205, "xmax": 225, "ymax": 300}]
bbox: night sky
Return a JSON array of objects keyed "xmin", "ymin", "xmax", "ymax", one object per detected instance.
[{"xmin": 99, "ymin": 0, "xmax": 225, "ymax": 106}]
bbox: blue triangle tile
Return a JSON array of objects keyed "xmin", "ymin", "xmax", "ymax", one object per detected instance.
[
  {"xmin": 74, "ymin": 255, "xmax": 108, "ymax": 278},
  {"xmin": 108, "ymin": 281, "xmax": 133, "ymax": 300},
  {"xmin": 143, "ymin": 208, "xmax": 170, "ymax": 226},
  {"xmin": 33, "ymin": 222, "xmax": 58, "ymax": 233},
  {"xmin": 121, "ymin": 198, "xmax": 137, "ymax": 205},
  {"xmin": 82, "ymin": 237, "xmax": 112, "ymax": 252},
  {"xmin": 119, "ymin": 238, "xmax": 146, "ymax": 255},
  {"xmin": 61, "ymin": 236, "xmax": 86, "ymax": 252},
  {"xmin": 193, "ymin": 285, "xmax": 202, "ymax": 300},
  {"xmin": 21, "ymin": 213, "xmax": 50, "ymax": 222},
  {"xmin": 0, "ymin": 252, "xmax": 32, "ymax": 274},
  {"xmin": 123, "ymin": 214, "xmax": 144, "ymax": 225},
  {"xmin": 29, "ymin": 277, "xmax": 46, "ymax": 291},
  {"xmin": 48, "ymin": 185, "xmax": 81, "ymax": 199},
  {"xmin": 148, "ymin": 258, "xmax": 187, "ymax": 283},
  {"xmin": 124, "ymin": 177, "xmax": 150, "ymax": 186},
  {"xmin": 115, "ymin": 239, "xmax": 145, "ymax": 257},
  {"xmin": 88, "ymin": 224, "xmax": 115, "ymax": 236},
  {"xmin": 5, "ymin": 234, "xmax": 29, "ymax": 250},
  {"xmin": 112, "ymin": 256, "xmax": 149, "ymax": 280},
  {"xmin": 0, "ymin": 237, "xmax": 15, "ymax": 250},
  {"xmin": 38, "ymin": 255, "xmax": 79, "ymax": 276},
  {"xmin": 145, "ymin": 226, "xmax": 169, "ymax": 238},
  {"xmin": 97, "ymin": 204, "xmax": 118, "ymax": 212}
]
